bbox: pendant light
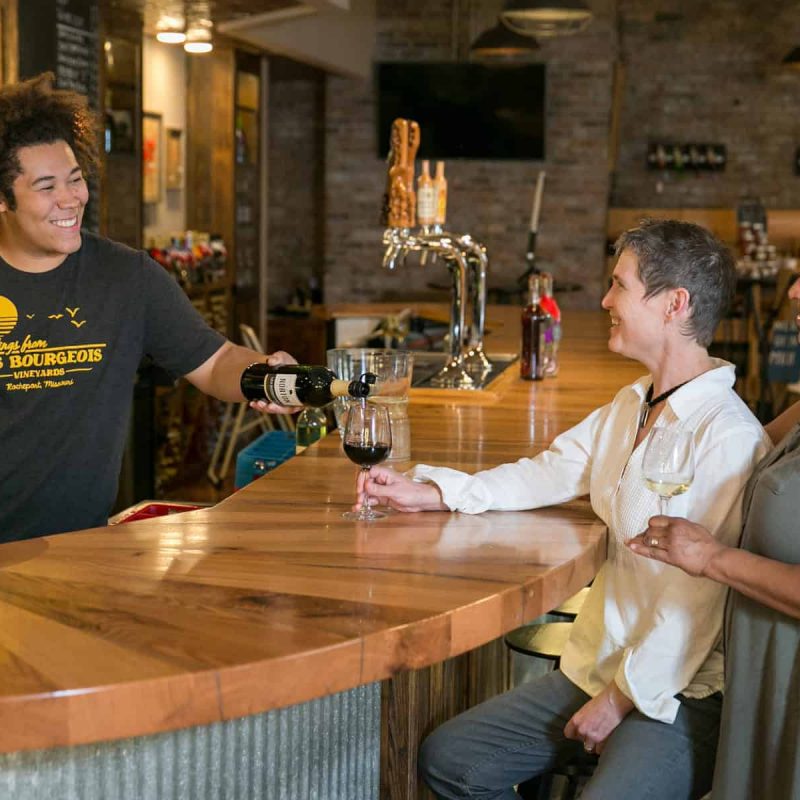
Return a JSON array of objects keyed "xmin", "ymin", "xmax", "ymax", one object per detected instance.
[
  {"xmin": 470, "ymin": 20, "xmax": 540, "ymax": 58},
  {"xmin": 500, "ymin": 0, "xmax": 592, "ymax": 38}
]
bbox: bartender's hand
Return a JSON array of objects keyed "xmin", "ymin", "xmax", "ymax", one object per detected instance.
[
  {"xmin": 355, "ymin": 466, "xmax": 448, "ymax": 513},
  {"xmin": 249, "ymin": 350, "xmax": 299, "ymax": 415},
  {"xmin": 564, "ymin": 681, "xmax": 634, "ymax": 755},
  {"xmin": 627, "ymin": 516, "xmax": 726, "ymax": 578}
]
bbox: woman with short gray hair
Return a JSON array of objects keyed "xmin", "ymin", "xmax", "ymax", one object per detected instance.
[{"xmin": 358, "ymin": 219, "xmax": 769, "ymax": 800}]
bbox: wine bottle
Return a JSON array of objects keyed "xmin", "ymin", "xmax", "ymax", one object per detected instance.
[
  {"xmin": 295, "ymin": 406, "xmax": 328, "ymax": 454},
  {"xmin": 520, "ymin": 275, "xmax": 551, "ymax": 381},
  {"xmin": 240, "ymin": 364, "xmax": 373, "ymax": 407}
]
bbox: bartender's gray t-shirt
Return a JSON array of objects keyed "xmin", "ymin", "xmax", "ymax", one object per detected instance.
[{"xmin": 0, "ymin": 232, "xmax": 225, "ymax": 542}]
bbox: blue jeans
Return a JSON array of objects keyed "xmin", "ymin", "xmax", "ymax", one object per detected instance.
[{"xmin": 419, "ymin": 669, "xmax": 721, "ymax": 800}]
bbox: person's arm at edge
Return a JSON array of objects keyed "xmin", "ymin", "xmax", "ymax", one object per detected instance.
[
  {"xmin": 183, "ymin": 341, "xmax": 296, "ymax": 410},
  {"xmin": 630, "ymin": 520, "xmax": 800, "ymax": 621},
  {"xmin": 764, "ymin": 397, "xmax": 800, "ymax": 444}
]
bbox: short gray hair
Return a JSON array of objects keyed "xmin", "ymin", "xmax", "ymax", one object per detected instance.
[{"xmin": 614, "ymin": 219, "xmax": 736, "ymax": 348}]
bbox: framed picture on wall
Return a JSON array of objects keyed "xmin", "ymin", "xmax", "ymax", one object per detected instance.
[
  {"xmin": 165, "ymin": 128, "xmax": 183, "ymax": 190},
  {"xmin": 142, "ymin": 112, "xmax": 162, "ymax": 204}
]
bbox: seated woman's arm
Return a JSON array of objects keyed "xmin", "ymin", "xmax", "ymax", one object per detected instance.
[
  {"xmin": 362, "ymin": 403, "xmax": 609, "ymax": 514},
  {"xmin": 629, "ymin": 518, "xmax": 800, "ymax": 620}
]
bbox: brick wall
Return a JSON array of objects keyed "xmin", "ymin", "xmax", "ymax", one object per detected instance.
[
  {"xmin": 267, "ymin": 59, "xmax": 326, "ymax": 309},
  {"xmin": 325, "ymin": 0, "xmax": 617, "ymax": 310},
  {"xmin": 612, "ymin": 0, "xmax": 800, "ymax": 210},
  {"xmin": 272, "ymin": 0, "xmax": 800, "ymax": 313}
]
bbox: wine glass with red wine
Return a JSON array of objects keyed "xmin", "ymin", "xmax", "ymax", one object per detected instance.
[{"xmin": 342, "ymin": 400, "xmax": 392, "ymax": 521}]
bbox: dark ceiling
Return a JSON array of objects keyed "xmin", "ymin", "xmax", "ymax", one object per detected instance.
[{"xmin": 102, "ymin": 0, "xmax": 302, "ymax": 35}]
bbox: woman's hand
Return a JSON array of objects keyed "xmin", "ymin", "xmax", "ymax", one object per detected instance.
[
  {"xmin": 564, "ymin": 682, "xmax": 634, "ymax": 755},
  {"xmin": 354, "ymin": 466, "xmax": 448, "ymax": 513},
  {"xmin": 627, "ymin": 516, "xmax": 727, "ymax": 578},
  {"xmin": 249, "ymin": 350, "xmax": 300, "ymax": 414}
]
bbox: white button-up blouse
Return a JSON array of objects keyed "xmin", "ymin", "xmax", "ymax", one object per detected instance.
[{"xmin": 410, "ymin": 361, "xmax": 771, "ymax": 723}]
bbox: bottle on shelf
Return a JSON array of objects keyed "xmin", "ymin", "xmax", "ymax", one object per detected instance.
[
  {"xmin": 539, "ymin": 272, "xmax": 562, "ymax": 377},
  {"xmin": 520, "ymin": 274, "xmax": 551, "ymax": 382},
  {"xmin": 240, "ymin": 364, "xmax": 375, "ymax": 407},
  {"xmin": 295, "ymin": 406, "xmax": 328, "ymax": 454},
  {"xmin": 434, "ymin": 160, "xmax": 447, "ymax": 226},
  {"xmin": 417, "ymin": 160, "xmax": 436, "ymax": 227}
]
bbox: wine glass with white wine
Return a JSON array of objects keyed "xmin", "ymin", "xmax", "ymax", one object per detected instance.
[{"xmin": 642, "ymin": 428, "xmax": 695, "ymax": 515}]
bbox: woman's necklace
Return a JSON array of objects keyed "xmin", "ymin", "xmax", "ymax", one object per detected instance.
[{"xmin": 638, "ymin": 381, "xmax": 689, "ymax": 429}]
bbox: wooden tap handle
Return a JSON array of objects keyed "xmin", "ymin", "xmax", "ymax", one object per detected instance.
[
  {"xmin": 388, "ymin": 119, "xmax": 410, "ymax": 228},
  {"xmin": 405, "ymin": 121, "xmax": 420, "ymax": 228}
]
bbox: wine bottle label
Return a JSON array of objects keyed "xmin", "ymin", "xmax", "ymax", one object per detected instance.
[{"xmin": 264, "ymin": 374, "xmax": 301, "ymax": 405}]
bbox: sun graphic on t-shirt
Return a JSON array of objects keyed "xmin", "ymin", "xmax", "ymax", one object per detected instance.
[{"xmin": 0, "ymin": 296, "xmax": 18, "ymax": 338}]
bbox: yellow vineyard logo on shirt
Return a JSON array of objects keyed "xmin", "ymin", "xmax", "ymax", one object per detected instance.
[
  {"xmin": 0, "ymin": 296, "xmax": 17, "ymax": 337},
  {"xmin": 0, "ymin": 295, "xmax": 105, "ymax": 391}
]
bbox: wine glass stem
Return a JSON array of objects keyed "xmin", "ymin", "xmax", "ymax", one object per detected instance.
[
  {"xmin": 358, "ymin": 467, "xmax": 368, "ymax": 511},
  {"xmin": 660, "ymin": 496, "xmax": 669, "ymax": 516}
]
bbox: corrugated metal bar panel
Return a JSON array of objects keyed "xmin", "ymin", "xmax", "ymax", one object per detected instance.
[{"xmin": 0, "ymin": 682, "xmax": 380, "ymax": 800}]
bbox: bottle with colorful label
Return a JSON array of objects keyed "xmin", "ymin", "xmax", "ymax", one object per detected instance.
[
  {"xmin": 539, "ymin": 272, "xmax": 561, "ymax": 377},
  {"xmin": 417, "ymin": 160, "xmax": 436, "ymax": 226}
]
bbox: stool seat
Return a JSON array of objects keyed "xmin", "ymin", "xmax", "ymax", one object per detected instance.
[
  {"xmin": 504, "ymin": 622, "xmax": 573, "ymax": 662},
  {"xmin": 550, "ymin": 587, "xmax": 590, "ymax": 620}
]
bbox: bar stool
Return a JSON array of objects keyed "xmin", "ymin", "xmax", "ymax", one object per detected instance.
[
  {"xmin": 549, "ymin": 587, "xmax": 590, "ymax": 620},
  {"xmin": 206, "ymin": 324, "xmax": 294, "ymax": 487}
]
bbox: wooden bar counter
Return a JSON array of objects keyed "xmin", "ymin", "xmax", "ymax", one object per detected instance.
[{"xmin": 0, "ymin": 309, "xmax": 642, "ymax": 800}]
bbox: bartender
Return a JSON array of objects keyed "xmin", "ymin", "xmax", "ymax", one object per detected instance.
[{"xmin": 0, "ymin": 73, "xmax": 293, "ymax": 543}]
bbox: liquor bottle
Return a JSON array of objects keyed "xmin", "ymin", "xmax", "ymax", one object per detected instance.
[
  {"xmin": 240, "ymin": 364, "xmax": 374, "ymax": 407},
  {"xmin": 520, "ymin": 275, "xmax": 551, "ymax": 381},
  {"xmin": 417, "ymin": 160, "xmax": 436, "ymax": 226},
  {"xmin": 295, "ymin": 406, "xmax": 328, "ymax": 454},
  {"xmin": 434, "ymin": 161, "xmax": 447, "ymax": 226},
  {"xmin": 539, "ymin": 272, "xmax": 562, "ymax": 377}
]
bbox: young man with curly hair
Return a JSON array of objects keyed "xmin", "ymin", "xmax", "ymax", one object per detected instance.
[{"xmin": 0, "ymin": 74, "xmax": 292, "ymax": 543}]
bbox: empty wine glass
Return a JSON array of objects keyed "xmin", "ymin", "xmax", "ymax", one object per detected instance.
[
  {"xmin": 342, "ymin": 400, "xmax": 392, "ymax": 521},
  {"xmin": 642, "ymin": 428, "xmax": 695, "ymax": 515}
]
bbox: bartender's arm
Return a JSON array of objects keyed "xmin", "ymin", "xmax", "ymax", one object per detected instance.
[{"xmin": 185, "ymin": 341, "xmax": 297, "ymax": 411}]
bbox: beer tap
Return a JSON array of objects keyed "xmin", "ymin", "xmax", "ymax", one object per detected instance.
[{"xmin": 380, "ymin": 119, "xmax": 492, "ymax": 389}]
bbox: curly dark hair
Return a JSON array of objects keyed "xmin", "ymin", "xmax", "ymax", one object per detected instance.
[{"xmin": 0, "ymin": 72, "xmax": 100, "ymax": 210}]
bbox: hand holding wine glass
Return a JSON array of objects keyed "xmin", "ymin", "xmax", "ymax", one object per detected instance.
[
  {"xmin": 342, "ymin": 400, "xmax": 392, "ymax": 521},
  {"xmin": 642, "ymin": 428, "xmax": 695, "ymax": 515}
]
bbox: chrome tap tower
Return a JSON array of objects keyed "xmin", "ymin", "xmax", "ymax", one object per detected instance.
[{"xmin": 381, "ymin": 119, "xmax": 490, "ymax": 389}]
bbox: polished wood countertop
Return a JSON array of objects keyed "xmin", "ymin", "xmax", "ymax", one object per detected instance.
[{"xmin": 0, "ymin": 309, "xmax": 642, "ymax": 754}]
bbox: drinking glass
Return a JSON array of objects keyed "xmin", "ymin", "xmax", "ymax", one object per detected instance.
[
  {"xmin": 342, "ymin": 400, "xmax": 392, "ymax": 521},
  {"xmin": 642, "ymin": 428, "xmax": 695, "ymax": 514}
]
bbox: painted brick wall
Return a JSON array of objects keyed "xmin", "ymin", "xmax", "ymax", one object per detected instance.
[
  {"xmin": 274, "ymin": 0, "xmax": 800, "ymax": 313},
  {"xmin": 611, "ymin": 0, "xmax": 800, "ymax": 210},
  {"xmin": 325, "ymin": 0, "xmax": 617, "ymax": 310}
]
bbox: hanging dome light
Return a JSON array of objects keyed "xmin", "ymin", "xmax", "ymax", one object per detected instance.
[
  {"xmin": 500, "ymin": 0, "xmax": 592, "ymax": 38},
  {"xmin": 156, "ymin": 15, "xmax": 186, "ymax": 44},
  {"xmin": 470, "ymin": 20, "xmax": 540, "ymax": 58},
  {"xmin": 184, "ymin": 22, "xmax": 213, "ymax": 54}
]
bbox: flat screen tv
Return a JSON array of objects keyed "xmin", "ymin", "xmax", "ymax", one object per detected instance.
[{"xmin": 376, "ymin": 62, "xmax": 546, "ymax": 160}]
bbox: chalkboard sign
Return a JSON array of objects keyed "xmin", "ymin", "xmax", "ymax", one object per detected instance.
[{"xmin": 18, "ymin": 0, "xmax": 100, "ymax": 231}]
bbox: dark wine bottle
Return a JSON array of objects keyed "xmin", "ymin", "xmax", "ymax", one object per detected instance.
[
  {"xmin": 520, "ymin": 275, "xmax": 551, "ymax": 381},
  {"xmin": 241, "ymin": 364, "xmax": 372, "ymax": 407}
]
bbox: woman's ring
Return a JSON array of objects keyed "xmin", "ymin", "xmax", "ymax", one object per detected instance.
[
  {"xmin": 583, "ymin": 740, "xmax": 594, "ymax": 753},
  {"xmin": 649, "ymin": 536, "xmax": 660, "ymax": 547}
]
